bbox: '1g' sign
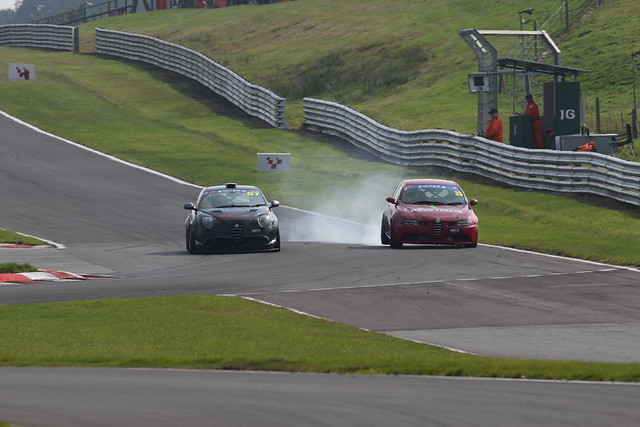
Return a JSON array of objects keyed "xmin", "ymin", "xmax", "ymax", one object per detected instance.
[
  {"xmin": 554, "ymin": 82, "xmax": 581, "ymax": 136},
  {"xmin": 559, "ymin": 109, "xmax": 576, "ymax": 120}
]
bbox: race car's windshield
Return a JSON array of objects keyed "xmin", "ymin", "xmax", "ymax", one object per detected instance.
[
  {"xmin": 400, "ymin": 184, "xmax": 467, "ymax": 205},
  {"xmin": 199, "ymin": 188, "xmax": 268, "ymax": 209}
]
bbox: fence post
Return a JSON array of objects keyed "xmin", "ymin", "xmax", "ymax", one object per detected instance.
[
  {"xmin": 74, "ymin": 27, "xmax": 79, "ymax": 53},
  {"xmin": 595, "ymin": 97, "xmax": 601, "ymax": 134}
]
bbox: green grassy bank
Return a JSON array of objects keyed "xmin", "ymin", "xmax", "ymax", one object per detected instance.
[
  {"xmin": 76, "ymin": 0, "xmax": 640, "ymax": 134},
  {"xmin": 1, "ymin": 295, "xmax": 638, "ymax": 382}
]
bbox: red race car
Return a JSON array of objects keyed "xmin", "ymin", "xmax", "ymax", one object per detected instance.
[{"xmin": 381, "ymin": 179, "xmax": 479, "ymax": 248}]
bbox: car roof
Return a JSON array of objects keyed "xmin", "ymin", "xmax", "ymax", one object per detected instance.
[
  {"xmin": 202, "ymin": 183, "xmax": 260, "ymax": 191},
  {"xmin": 401, "ymin": 179, "xmax": 460, "ymax": 187}
]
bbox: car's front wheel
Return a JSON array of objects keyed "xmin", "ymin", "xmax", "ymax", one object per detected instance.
[
  {"xmin": 186, "ymin": 227, "xmax": 198, "ymax": 254},
  {"xmin": 389, "ymin": 222, "xmax": 403, "ymax": 249},
  {"xmin": 381, "ymin": 218, "xmax": 390, "ymax": 245},
  {"xmin": 273, "ymin": 230, "xmax": 281, "ymax": 252}
]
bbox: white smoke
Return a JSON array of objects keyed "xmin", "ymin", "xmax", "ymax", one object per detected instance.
[
  {"xmin": 278, "ymin": 175, "xmax": 402, "ymax": 246},
  {"xmin": 281, "ymin": 206, "xmax": 379, "ymax": 245}
]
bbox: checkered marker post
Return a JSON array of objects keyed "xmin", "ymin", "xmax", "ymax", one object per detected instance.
[
  {"xmin": 256, "ymin": 153, "xmax": 290, "ymax": 172},
  {"xmin": 9, "ymin": 64, "xmax": 35, "ymax": 80}
]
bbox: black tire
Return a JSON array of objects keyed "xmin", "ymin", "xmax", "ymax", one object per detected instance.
[
  {"xmin": 389, "ymin": 223, "xmax": 403, "ymax": 249},
  {"xmin": 381, "ymin": 218, "xmax": 390, "ymax": 245},
  {"xmin": 186, "ymin": 227, "xmax": 198, "ymax": 254},
  {"xmin": 457, "ymin": 242, "xmax": 477, "ymax": 249},
  {"xmin": 273, "ymin": 230, "xmax": 281, "ymax": 251}
]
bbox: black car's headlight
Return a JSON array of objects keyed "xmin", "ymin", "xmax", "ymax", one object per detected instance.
[
  {"xmin": 201, "ymin": 215, "xmax": 216, "ymax": 229},
  {"xmin": 257, "ymin": 214, "xmax": 273, "ymax": 228}
]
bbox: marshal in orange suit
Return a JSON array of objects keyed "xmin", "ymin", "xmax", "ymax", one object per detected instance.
[
  {"xmin": 525, "ymin": 94, "xmax": 544, "ymax": 149},
  {"xmin": 484, "ymin": 108, "xmax": 503, "ymax": 143}
]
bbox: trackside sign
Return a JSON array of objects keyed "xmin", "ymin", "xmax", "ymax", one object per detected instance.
[
  {"xmin": 257, "ymin": 153, "xmax": 290, "ymax": 172},
  {"xmin": 9, "ymin": 64, "xmax": 35, "ymax": 80}
]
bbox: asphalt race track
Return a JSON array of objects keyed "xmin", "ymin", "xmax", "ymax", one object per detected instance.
[
  {"xmin": 1, "ymin": 367, "xmax": 640, "ymax": 427},
  {"xmin": 2, "ymin": 112, "xmax": 640, "ymax": 426}
]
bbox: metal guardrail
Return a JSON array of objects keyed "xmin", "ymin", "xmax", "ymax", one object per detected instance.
[
  {"xmin": 95, "ymin": 28, "xmax": 286, "ymax": 129},
  {"xmin": 303, "ymin": 97, "xmax": 640, "ymax": 207},
  {"xmin": 0, "ymin": 24, "xmax": 78, "ymax": 52}
]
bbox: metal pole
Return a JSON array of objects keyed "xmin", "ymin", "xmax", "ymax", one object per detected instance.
[
  {"xmin": 532, "ymin": 20, "xmax": 537, "ymax": 61},
  {"xmin": 518, "ymin": 10, "xmax": 533, "ymax": 103},
  {"xmin": 633, "ymin": 56, "xmax": 638, "ymax": 138},
  {"xmin": 519, "ymin": 13, "xmax": 525, "ymax": 111},
  {"xmin": 595, "ymin": 97, "xmax": 601, "ymax": 134},
  {"xmin": 512, "ymin": 69, "xmax": 516, "ymax": 113}
]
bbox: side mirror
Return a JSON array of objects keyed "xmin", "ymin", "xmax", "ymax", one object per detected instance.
[
  {"xmin": 469, "ymin": 199, "xmax": 478, "ymax": 206},
  {"xmin": 184, "ymin": 202, "xmax": 196, "ymax": 210},
  {"xmin": 270, "ymin": 200, "xmax": 280, "ymax": 208},
  {"xmin": 386, "ymin": 197, "xmax": 396, "ymax": 204}
]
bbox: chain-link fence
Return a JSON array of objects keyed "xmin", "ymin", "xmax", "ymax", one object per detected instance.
[
  {"xmin": 489, "ymin": 1, "xmax": 604, "ymax": 116},
  {"xmin": 537, "ymin": 0, "xmax": 603, "ymax": 39}
]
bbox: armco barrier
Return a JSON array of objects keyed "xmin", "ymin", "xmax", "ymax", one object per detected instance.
[
  {"xmin": 95, "ymin": 28, "xmax": 286, "ymax": 129},
  {"xmin": 303, "ymin": 97, "xmax": 640, "ymax": 207},
  {"xmin": 0, "ymin": 24, "xmax": 77, "ymax": 51}
]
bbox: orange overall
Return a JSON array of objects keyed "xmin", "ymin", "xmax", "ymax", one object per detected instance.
[
  {"xmin": 525, "ymin": 100, "xmax": 544, "ymax": 149},
  {"xmin": 485, "ymin": 115, "xmax": 503, "ymax": 143}
]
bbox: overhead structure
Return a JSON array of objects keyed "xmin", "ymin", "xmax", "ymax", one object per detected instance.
[
  {"xmin": 458, "ymin": 29, "xmax": 591, "ymax": 144},
  {"xmin": 496, "ymin": 57, "xmax": 589, "ymax": 78}
]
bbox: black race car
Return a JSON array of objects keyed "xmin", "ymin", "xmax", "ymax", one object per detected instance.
[{"xmin": 184, "ymin": 183, "xmax": 280, "ymax": 253}]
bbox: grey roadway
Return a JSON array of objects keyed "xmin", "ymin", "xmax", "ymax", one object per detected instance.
[
  {"xmin": 1, "ymin": 367, "xmax": 639, "ymax": 427},
  {"xmin": 2, "ymin": 112, "xmax": 640, "ymax": 426}
]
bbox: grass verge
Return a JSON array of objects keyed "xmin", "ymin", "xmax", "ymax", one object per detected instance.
[
  {"xmin": 0, "ymin": 263, "xmax": 38, "ymax": 274},
  {"xmin": 1, "ymin": 295, "xmax": 638, "ymax": 381},
  {"xmin": 0, "ymin": 229, "xmax": 47, "ymax": 246}
]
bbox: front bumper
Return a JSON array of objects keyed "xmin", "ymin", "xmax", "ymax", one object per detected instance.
[
  {"xmin": 395, "ymin": 221, "xmax": 477, "ymax": 245},
  {"xmin": 194, "ymin": 222, "xmax": 279, "ymax": 251}
]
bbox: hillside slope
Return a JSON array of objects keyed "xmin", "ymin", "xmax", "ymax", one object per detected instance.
[{"xmin": 79, "ymin": 0, "xmax": 639, "ymax": 134}]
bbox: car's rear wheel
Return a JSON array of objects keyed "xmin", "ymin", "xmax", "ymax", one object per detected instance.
[
  {"xmin": 186, "ymin": 227, "xmax": 198, "ymax": 254},
  {"xmin": 381, "ymin": 218, "xmax": 390, "ymax": 245}
]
